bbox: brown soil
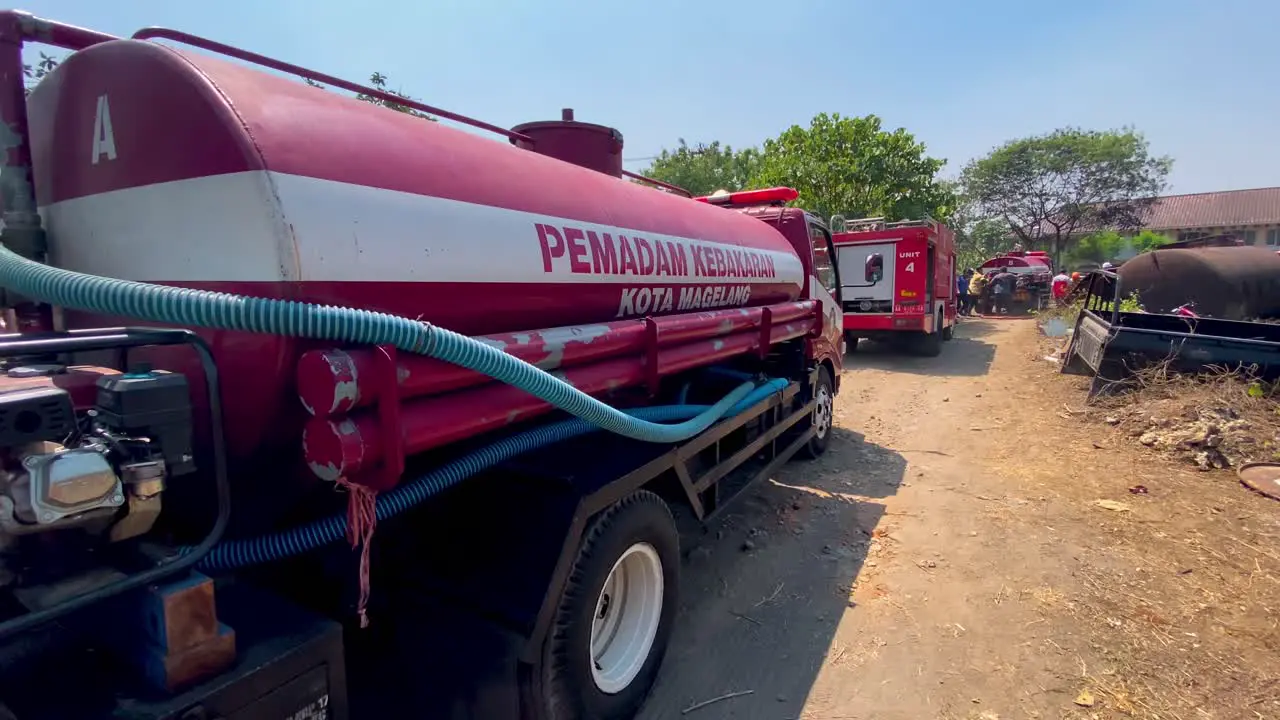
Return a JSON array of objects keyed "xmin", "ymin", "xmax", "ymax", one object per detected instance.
[{"xmin": 640, "ymin": 319, "xmax": 1279, "ymax": 720}]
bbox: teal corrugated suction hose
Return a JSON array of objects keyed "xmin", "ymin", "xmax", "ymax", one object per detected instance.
[
  {"xmin": 0, "ymin": 246, "xmax": 756, "ymax": 443},
  {"xmin": 0, "ymin": 247, "xmax": 797, "ymax": 568}
]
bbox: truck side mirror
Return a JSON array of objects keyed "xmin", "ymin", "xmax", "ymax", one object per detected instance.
[{"xmin": 865, "ymin": 253, "xmax": 884, "ymax": 283}]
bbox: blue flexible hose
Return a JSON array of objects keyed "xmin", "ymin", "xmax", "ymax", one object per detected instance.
[
  {"xmin": 0, "ymin": 247, "xmax": 794, "ymax": 566},
  {"xmin": 0, "ymin": 247, "xmax": 754, "ymax": 444},
  {"xmin": 198, "ymin": 378, "xmax": 790, "ymax": 569}
]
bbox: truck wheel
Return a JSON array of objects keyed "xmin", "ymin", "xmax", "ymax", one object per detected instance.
[
  {"xmin": 914, "ymin": 314, "xmax": 943, "ymax": 357},
  {"xmin": 942, "ymin": 318, "xmax": 954, "ymax": 341},
  {"xmin": 535, "ymin": 490, "xmax": 679, "ymax": 720},
  {"xmin": 844, "ymin": 331, "xmax": 859, "ymax": 354},
  {"xmin": 800, "ymin": 366, "xmax": 834, "ymax": 459}
]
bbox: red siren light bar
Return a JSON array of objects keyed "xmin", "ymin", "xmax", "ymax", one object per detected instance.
[{"xmin": 695, "ymin": 187, "xmax": 800, "ymax": 207}]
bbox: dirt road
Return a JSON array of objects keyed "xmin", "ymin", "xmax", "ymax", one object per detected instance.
[{"xmin": 641, "ymin": 319, "xmax": 1280, "ymax": 720}]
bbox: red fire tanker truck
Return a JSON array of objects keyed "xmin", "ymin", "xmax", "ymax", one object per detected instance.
[
  {"xmin": 978, "ymin": 250, "xmax": 1053, "ymax": 314},
  {"xmin": 0, "ymin": 12, "xmax": 844, "ymax": 720},
  {"xmin": 830, "ymin": 216, "xmax": 957, "ymax": 356}
]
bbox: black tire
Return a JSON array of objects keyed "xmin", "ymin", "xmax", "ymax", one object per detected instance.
[
  {"xmin": 800, "ymin": 366, "xmax": 834, "ymax": 459},
  {"xmin": 914, "ymin": 314, "xmax": 943, "ymax": 357},
  {"xmin": 532, "ymin": 490, "xmax": 679, "ymax": 720},
  {"xmin": 941, "ymin": 316, "xmax": 954, "ymax": 341},
  {"xmin": 843, "ymin": 331, "xmax": 859, "ymax": 354}
]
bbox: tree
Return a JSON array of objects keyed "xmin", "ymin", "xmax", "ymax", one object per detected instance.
[
  {"xmin": 304, "ymin": 72, "xmax": 436, "ymax": 121},
  {"xmin": 1068, "ymin": 231, "xmax": 1127, "ymax": 266},
  {"xmin": 750, "ymin": 113, "xmax": 956, "ymax": 223},
  {"xmin": 960, "ymin": 127, "xmax": 1172, "ymax": 264},
  {"xmin": 1131, "ymin": 229, "xmax": 1174, "ymax": 253},
  {"xmin": 1068, "ymin": 229, "xmax": 1172, "ymax": 266},
  {"xmin": 639, "ymin": 140, "xmax": 762, "ymax": 197},
  {"xmin": 23, "ymin": 52, "xmax": 59, "ymax": 96},
  {"xmin": 955, "ymin": 217, "xmax": 1010, "ymax": 272}
]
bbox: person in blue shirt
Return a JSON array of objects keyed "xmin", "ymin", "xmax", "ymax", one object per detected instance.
[{"xmin": 956, "ymin": 269, "xmax": 972, "ymax": 316}]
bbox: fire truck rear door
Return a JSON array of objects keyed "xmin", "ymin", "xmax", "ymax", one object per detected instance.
[{"xmin": 837, "ymin": 242, "xmax": 896, "ymax": 314}]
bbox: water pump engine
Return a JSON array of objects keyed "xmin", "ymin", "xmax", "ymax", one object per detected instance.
[{"xmin": 0, "ymin": 365, "xmax": 193, "ymax": 553}]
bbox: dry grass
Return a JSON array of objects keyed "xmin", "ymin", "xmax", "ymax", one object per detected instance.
[
  {"xmin": 1010, "ymin": 334, "xmax": 1280, "ymax": 719},
  {"xmin": 1090, "ymin": 363, "xmax": 1280, "ymax": 471},
  {"xmin": 1066, "ymin": 517, "xmax": 1280, "ymax": 718}
]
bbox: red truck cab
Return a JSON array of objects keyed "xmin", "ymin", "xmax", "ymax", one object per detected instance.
[
  {"xmin": 831, "ymin": 217, "xmax": 956, "ymax": 356},
  {"xmin": 695, "ymin": 188, "xmax": 844, "ymax": 385}
]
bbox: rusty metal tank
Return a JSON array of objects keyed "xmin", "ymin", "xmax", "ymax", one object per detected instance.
[{"xmin": 1116, "ymin": 246, "xmax": 1280, "ymax": 319}]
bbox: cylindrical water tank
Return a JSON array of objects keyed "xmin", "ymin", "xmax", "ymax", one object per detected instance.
[
  {"xmin": 26, "ymin": 40, "xmax": 805, "ymax": 460},
  {"xmin": 1117, "ymin": 247, "xmax": 1280, "ymax": 319}
]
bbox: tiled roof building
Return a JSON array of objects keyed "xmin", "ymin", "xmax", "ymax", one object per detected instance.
[{"xmin": 1139, "ymin": 187, "xmax": 1280, "ymax": 246}]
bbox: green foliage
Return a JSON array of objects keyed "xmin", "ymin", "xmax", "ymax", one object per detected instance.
[
  {"xmin": 1051, "ymin": 291, "xmax": 1144, "ymax": 327},
  {"xmin": 641, "ymin": 140, "xmax": 762, "ymax": 198},
  {"xmin": 1068, "ymin": 229, "xmax": 1173, "ymax": 266},
  {"xmin": 960, "ymin": 127, "xmax": 1172, "ymax": 261},
  {"xmin": 1131, "ymin": 229, "xmax": 1173, "ymax": 253},
  {"xmin": 1069, "ymin": 231, "xmax": 1127, "ymax": 265},
  {"xmin": 306, "ymin": 72, "xmax": 436, "ymax": 121},
  {"xmin": 638, "ymin": 113, "xmax": 955, "ymax": 222},
  {"xmin": 355, "ymin": 72, "xmax": 435, "ymax": 120},
  {"xmin": 22, "ymin": 52, "xmax": 60, "ymax": 96},
  {"xmin": 1093, "ymin": 292, "xmax": 1145, "ymax": 315},
  {"xmin": 751, "ymin": 113, "xmax": 955, "ymax": 223},
  {"xmin": 955, "ymin": 217, "xmax": 1012, "ymax": 271},
  {"xmin": 1117, "ymin": 292, "xmax": 1145, "ymax": 313}
]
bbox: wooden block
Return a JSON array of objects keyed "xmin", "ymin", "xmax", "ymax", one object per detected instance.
[
  {"xmin": 141, "ymin": 622, "xmax": 237, "ymax": 693},
  {"xmin": 139, "ymin": 573, "xmax": 218, "ymax": 654}
]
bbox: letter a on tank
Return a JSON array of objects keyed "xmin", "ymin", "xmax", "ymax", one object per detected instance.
[{"xmin": 91, "ymin": 94, "xmax": 117, "ymax": 165}]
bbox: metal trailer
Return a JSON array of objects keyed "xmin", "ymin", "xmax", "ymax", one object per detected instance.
[{"xmin": 1063, "ymin": 271, "xmax": 1280, "ymax": 397}]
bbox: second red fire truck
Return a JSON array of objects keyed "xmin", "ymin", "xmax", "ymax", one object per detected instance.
[{"xmin": 831, "ymin": 216, "xmax": 957, "ymax": 356}]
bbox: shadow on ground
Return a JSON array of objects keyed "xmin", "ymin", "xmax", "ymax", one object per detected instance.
[
  {"xmin": 846, "ymin": 320, "xmax": 998, "ymax": 377},
  {"xmin": 951, "ymin": 318, "xmax": 1002, "ymax": 338},
  {"xmin": 639, "ymin": 427, "xmax": 905, "ymax": 719}
]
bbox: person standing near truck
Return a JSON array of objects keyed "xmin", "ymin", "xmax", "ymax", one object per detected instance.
[
  {"xmin": 968, "ymin": 269, "xmax": 988, "ymax": 314},
  {"xmin": 957, "ymin": 270, "xmax": 971, "ymax": 315},
  {"xmin": 1052, "ymin": 269, "xmax": 1070, "ymax": 304},
  {"xmin": 989, "ymin": 268, "xmax": 1013, "ymax": 314}
]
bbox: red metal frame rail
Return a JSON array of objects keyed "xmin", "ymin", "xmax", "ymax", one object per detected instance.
[{"xmin": 0, "ymin": 9, "xmax": 689, "ymax": 230}]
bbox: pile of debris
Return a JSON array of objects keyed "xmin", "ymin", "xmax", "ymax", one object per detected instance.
[{"xmin": 1101, "ymin": 385, "xmax": 1280, "ymax": 470}]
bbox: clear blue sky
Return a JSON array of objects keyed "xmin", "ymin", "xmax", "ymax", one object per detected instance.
[{"xmin": 23, "ymin": 0, "xmax": 1280, "ymax": 194}]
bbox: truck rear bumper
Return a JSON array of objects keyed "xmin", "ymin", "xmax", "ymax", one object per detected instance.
[{"xmin": 844, "ymin": 314, "xmax": 927, "ymax": 333}]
